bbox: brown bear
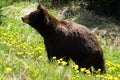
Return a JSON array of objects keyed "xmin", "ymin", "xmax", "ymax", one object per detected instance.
[{"xmin": 22, "ymin": 4, "xmax": 106, "ymax": 73}]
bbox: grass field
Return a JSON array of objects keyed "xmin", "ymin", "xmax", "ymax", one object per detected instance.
[{"xmin": 0, "ymin": 2, "xmax": 120, "ymax": 80}]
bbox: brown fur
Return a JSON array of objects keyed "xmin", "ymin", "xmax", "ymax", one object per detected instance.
[{"xmin": 22, "ymin": 4, "xmax": 106, "ymax": 73}]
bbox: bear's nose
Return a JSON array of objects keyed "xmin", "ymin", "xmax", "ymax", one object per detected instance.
[
  {"xmin": 21, "ymin": 17, "xmax": 25, "ymax": 22},
  {"xmin": 21, "ymin": 16, "xmax": 29, "ymax": 24}
]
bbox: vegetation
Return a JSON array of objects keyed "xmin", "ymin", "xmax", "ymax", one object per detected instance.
[
  {"xmin": 0, "ymin": 1, "xmax": 120, "ymax": 80},
  {"xmin": 84, "ymin": 0, "xmax": 120, "ymax": 19}
]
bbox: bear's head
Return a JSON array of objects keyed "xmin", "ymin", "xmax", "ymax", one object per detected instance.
[
  {"xmin": 21, "ymin": 4, "xmax": 51, "ymax": 30},
  {"xmin": 22, "ymin": 4, "xmax": 60, "ymax": 37}
]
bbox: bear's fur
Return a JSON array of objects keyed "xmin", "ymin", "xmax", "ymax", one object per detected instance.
[{"xmin": 22, "ymin": 4, "xmax": 106, "ymax": 73}]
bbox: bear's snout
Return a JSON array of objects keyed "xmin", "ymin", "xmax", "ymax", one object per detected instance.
[
  {"xmin": 21, "ymin": 17, "xmax": 25, "ymax": 22},
  {"xmin": 21, "ymin": 15, "xmax": 29, "ymax": 24}
]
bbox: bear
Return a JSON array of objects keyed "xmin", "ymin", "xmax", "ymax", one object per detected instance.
[{"xmin": 21, "ymin": 4, "xmax": 106, "ymax": 74}]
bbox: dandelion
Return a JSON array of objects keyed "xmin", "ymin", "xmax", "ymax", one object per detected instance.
[
  {"xmin": 98, "ymin": 69, "xmax": 101, "ymax": 72},
  {"xmin": 80, "ymin": 68, "xmax": 86, "ymax": 72},
  {"xmin": 25, "ymin": 51, "xmax": 34, "ymax": 55},
  {"xmin": 118, "ymin": 74, "xmax": 120, "ymax": 78},
  {"xmin": 60, "ymin": 58, "xmax": 63, "ymax": 61},
  {"xmin": 35, "ymin": 46, "xmax": 45, "ymax": 52},
  {"xmin": 96, "ymin": 74, "xmax": 101, "ymax": 78},
  {"xmin": 17, "ymin": 52, "xmax": 23, "ymax": 55},
  {"xmin": 108, "ymin": 67, "xmax": 116, "ymax": 71},
  {"xmin": 39, "ymin": 56, "xmax": 43, "ymax": 59},
  {"xmin": 116, "ymin": 64, "xmax": 120, "ymax": 68},
  {"xmin": 113, "ymin": 77, "xmax": 118, "ymax": 80},
  {"xmin": 11, "ymin": 40, "xmax": 16, "ymax": 44},
  {"xmin": 6, "ymin": 67, "xmax": 12, "ymax": 73},
  {"xmin": 22, "ymin": 45, "xmax": 26, "ymax": 49},
  {"xmin": 106, "ymin": 74, "xmax": 113, "ymax": 80},
  {"xmin": 52, "ymin": 56, "xmax": 57, "ymax": 60},
  {"xmin": 103, "ymin": 75, "xmax": 108, "ymax": 79},
  {"xmin": 61, "ymin": 61, "xmax": 67, "ymax": 66},
  {"xmin": 26, "ymin": 66, "xmax": 31, "ymax": 69},
  {"xmin": 7, "ymin": 43, "xmax": 12, "ymax": 46},
  {"xmin": 73, "ymin": 65, "xmax": 79, "ymax": 70},
  {"xmin": 16, "ymin": 45, "xmax": 20, "ymax": 48},
  {"xmin": 76, "ymin": 75, "xmax": 79, "ymax": 78},
  {"xmin": 30, "ymin": 46, "xmax": 33, "ymax": 49},
  {"xmin": 106, "ymin": 61, "xmax": 111, "ymax": 66},
  {"xmin": 85, "ymin": 69, "xmax": 91, "ymax": 75},
  {"xmin": 3, "ymin": 33, "xmax": 7, "ymax": 36},
  {"xmin": 71, "ymin": 76, "xmax": 76, "ymax": 80},
  {"xmin": 88, "ymin": 74, "xmax": 92, "ymax": 77},
  {"xmin": 57, "ymin": 60, "xmax": 61, "ymax": 64},
  {"xmin": 96, "ymin": 69, "xmax": 101, "ymax": 74},
  {"xmin": 108, "ymin": 76, "xmax": 113, "ymax": 80},
  {"xmin": 3, "ymin": 41, "xmax": 7, "ymax": 44},
  {"xmin": 75, "ymin": 70, "xmax": 79, "ymax": 73}
]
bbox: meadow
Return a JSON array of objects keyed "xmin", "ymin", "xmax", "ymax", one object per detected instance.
[{"xmin": 0, "ymin": 2, "xmax": 120, "ymax": 80}]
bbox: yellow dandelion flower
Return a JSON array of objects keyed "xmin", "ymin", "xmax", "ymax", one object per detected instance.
[
  {"xmin": 118, "ymin": 74, "xmax": 120, "ymax": 78},
  {"xmin": 12, "ymin": 40, "xmax": 16, "ymax": 44},
  {"xmin": 108, "ymin": 67, "xmax": 116, "ymax": 71},
  {"xmin": 39, "ymin": 56, "xmax": 43, "ymax": 59},
  {"xmin": 113, "ymin": 77, "xmax": 118, "ymax": 80},
  {"xmin": 108, "ymin": 76, "xmax": 113, "ymax": 80},
  {"xmin": 16, "ymin": 45, "xmax": 20, "ymax": 48},
  {"xmin": 26, "ymin": 66, "xmax": 31, "ymax": 69},
  {"xmin": 8, "ymin": 43, "xmax": 12, "ymax": 46},
  {"xmin": 6, "ymin": 67, "xmax": 12, "ymax": 73},
  {"xmin": 17, "ymin": 52, "xmax": 23, "ymax": 55},
  {"xmin": 116, "ymin": 64, "xmax": 120, "ymax": 68},
  {"xmin": 52, "ymin": 56, "xmax": 57, "ymax": 60},
  {"xmin": 30, "ymin": 46, "xmax": 33, "ymax": 49},
  {"xmin": 80, "ymin": 68, "xmax": 86, "ymax": 72},
  {"xmin": 75, "ymin": 70, "xmax": 79, "ymax": 73},
  {"xmin": 23, "ymin": 45, "xmax": 26, "ymax": 49},
  {"xmin": 3, "ymin": 41, "xmax": 7, "ymax": 44},
  {"xmin": 106, "ymin": 74, "xmax": 113, "ymax": 80},
  {"xmin": 60, "ymin": 58, "xmax": 63, "ymax": 61},
  {"xmin": 35, "ymin": 46, "xmax": 44, "ymax": 52},
  {"xmin": 3, "ymin": 33, "xmax": 7, "ymax": 36},
  {"xmin": 88, "ymin": 74, "xmax": 92, "ymax": 77},
  {"xmin": 98, "ymin": 69, "xmax": 101, "ymax": 72},
  {"xmin": 96, "ymin": 74, "xmax": 101, "ymax": 78},
  {"xmin": 103, "ymin": 75, "xmax": 108, "ymax": 79},
  {"xmin": 57, "ymin": 60, "xmax": 61, "ymax": 64},
  {"xmin": 25, "ymin": 51, "xmax": 34, "ymax": 55},
  {"xmin": 40, "ymin": 47, "xmax": 45, "ymax": 51},
  {"xmin": 71, "ymin": 76, "xmax": 76, "ymax": 80},
  {"xmin": 61, "ymin": 61, "xmax": 67, "ymax": 66},
  {"xmin": 38, "ymin": 50, "xmax": 42, "ymax": 53},
  {"xmin": 74, "ymin": 65, "xmax": 79, "ymax": 70},
  {"xmin": 85, "ymin": 70, "xmax": 91, "ymax": 74},
  {"xmin": 106, "ymin": 61, "xmax": 111, "ymax": 66},
  {"xmin": 76, "ymin": 75, "xmax": 79, "ymax": 78}
]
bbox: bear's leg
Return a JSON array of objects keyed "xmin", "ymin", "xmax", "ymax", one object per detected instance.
[
  {"xmin": 93, "ymin": 58, "xmax": 106, "ymax": 74},
  {"xmin": 73, "ymin": 58, "xmax": 92, "ymax": 71}
]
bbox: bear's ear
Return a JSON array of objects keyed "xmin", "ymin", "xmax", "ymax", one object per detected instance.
[{"xmin": 37, "ymin": 4, "xmax": 44, "ymax": 10}]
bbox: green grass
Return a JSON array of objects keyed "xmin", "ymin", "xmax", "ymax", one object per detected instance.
[{"xmin": 0, "ymin": 2, "xmax": 120, "ymax": 80}]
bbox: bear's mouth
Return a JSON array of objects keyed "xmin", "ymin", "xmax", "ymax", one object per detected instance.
[{"xmin": 21, "ymin": 15, "xmax": 29, "ymax": 24}]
